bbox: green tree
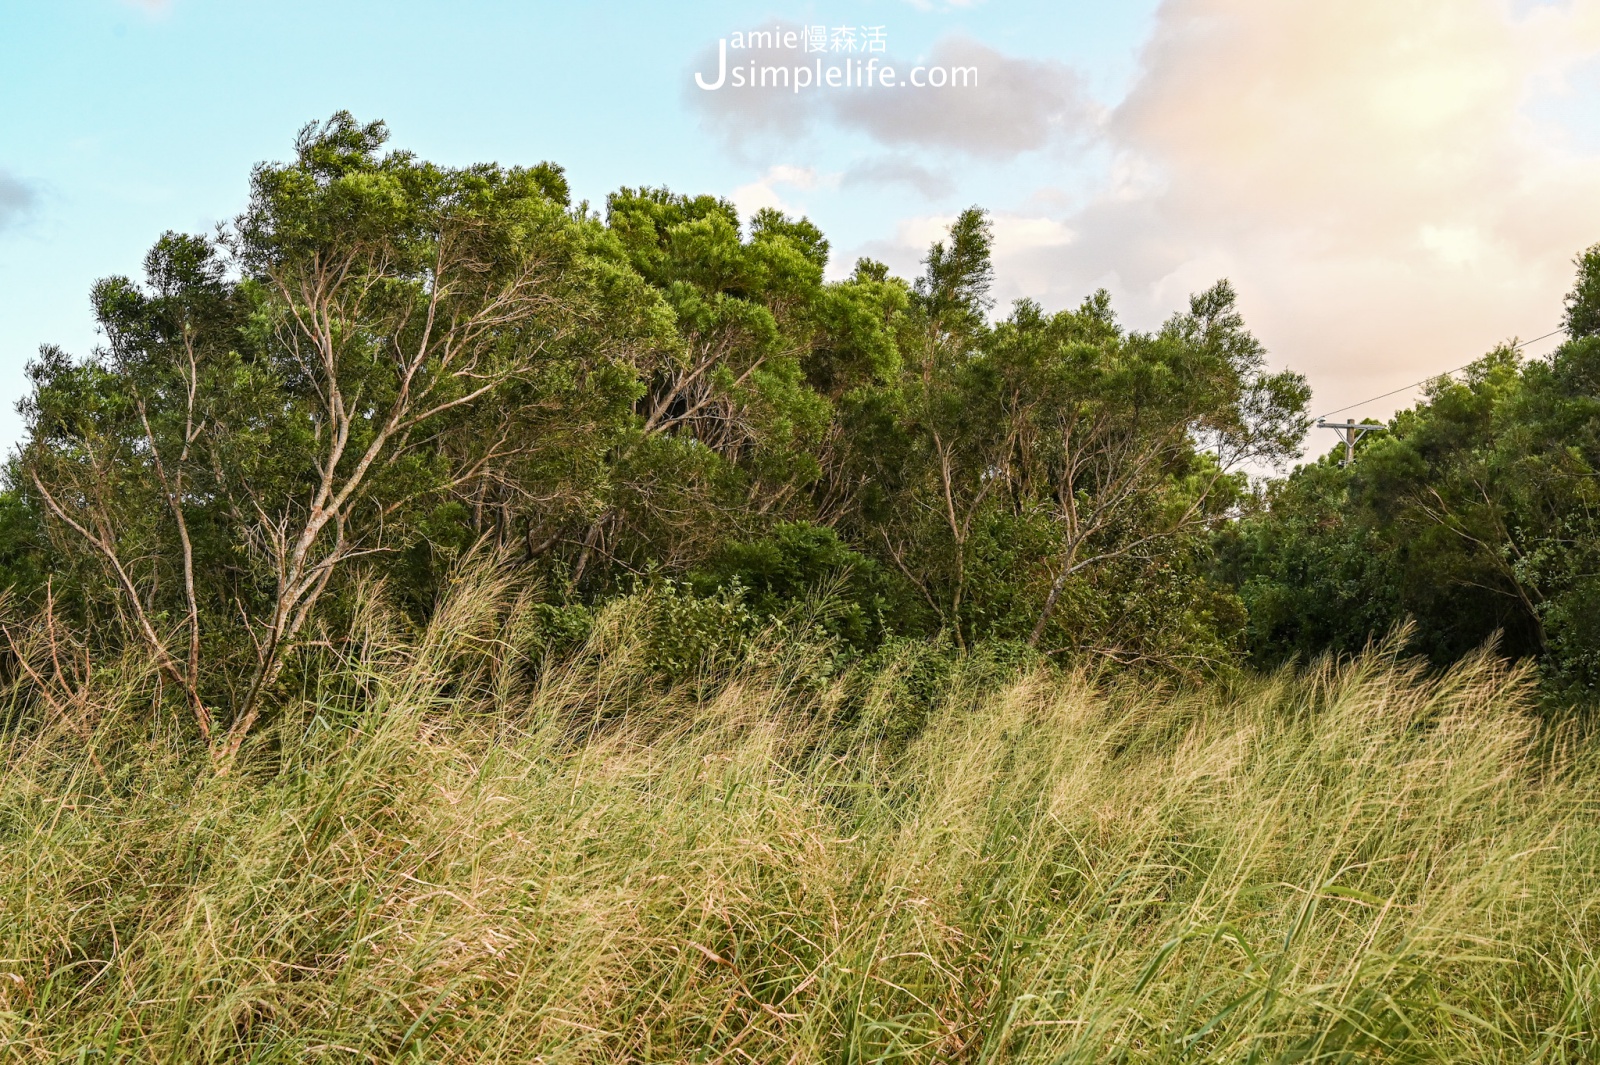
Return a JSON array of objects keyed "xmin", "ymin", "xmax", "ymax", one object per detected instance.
[
  {"xmin": 1564, "ymin": 243, "xmax": 1600, "ymax": 340},
  {"xmin": 855, "ymin": 211, "xmax": 1309, "ymax": 669},
  {"xmin": 18, "ymin": 113, "xmax": 659, "ymax": 759},
  {"xmin": 1221, "ymin": 289, "xmax": 1600, "ymax": 699}
]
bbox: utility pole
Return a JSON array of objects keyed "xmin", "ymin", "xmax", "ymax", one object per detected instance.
[{"xmin": 1315, "ymin": 419, "xmax": 1386, "ymax": 467}]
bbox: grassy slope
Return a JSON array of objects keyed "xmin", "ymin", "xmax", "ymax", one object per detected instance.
[{"xmin": 0, "ymin": 575, "xmax": 1597, "ymax": 1062}]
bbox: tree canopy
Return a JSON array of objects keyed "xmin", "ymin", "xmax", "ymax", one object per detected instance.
[{"xmin": 12, "ymin": 112, "xmax": 1600, "ymax": 758}]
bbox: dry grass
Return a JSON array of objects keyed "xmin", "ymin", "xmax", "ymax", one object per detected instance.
[{"xmin": 0, "ymin": 570, "xmax": 1596, "ymax": 1062}]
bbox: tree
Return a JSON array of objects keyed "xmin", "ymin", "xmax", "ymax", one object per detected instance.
[
  {"xmin": 851, "ymin": 211, "xmax": 1308, "ymax": 668},
  {"xmin": 19, "ymin": 113, "xmax": 656, "ymax": 760},
  {"xmin": 1015, "ymin": 282, "xmax": 1309, "ymax": 648},
  {"xmin": 1565, "ymin": 243, "xmax": 1600, "ymax": 341}
]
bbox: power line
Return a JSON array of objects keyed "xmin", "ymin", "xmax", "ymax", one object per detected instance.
[{"xmin": 1313, "ymin": 328, "xmax": 1567, "ymax": 421}]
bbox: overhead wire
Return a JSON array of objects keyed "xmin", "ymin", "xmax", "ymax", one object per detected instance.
[{"xmin": 1313, "ymin": 327, "xmax": 1567, "ymax": 421}]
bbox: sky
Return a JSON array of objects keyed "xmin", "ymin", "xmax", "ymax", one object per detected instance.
[{"xmin": 3, "ymin": 0, "xmax": 1599, "ymax": 458}]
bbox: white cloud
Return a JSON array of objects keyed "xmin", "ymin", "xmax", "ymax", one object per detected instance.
[
  {"xmin": 831, "ymin": 35, "xmax": 1097, "ymax": 156},
  {"xmin": 764, "ymin": 164, "xmax": 827, "ymax": 190},
  {"xmin": 729, "ymin": 165, "xmax": 834, "ymax": 221},
  {"xmin": 1418, "ymin": 224, "xmax": 1493, "ymax": 268},
  {"xmin": 900, "ymin": 0, "xmax": 985, "ymax": 10},
  {"xmin": 1081, "ymin": 0, "xmax": 1600, "ymax": 416},
  {"xmin": 856, "ymin": 211, "xmax": 1077, "ymax": 293}
]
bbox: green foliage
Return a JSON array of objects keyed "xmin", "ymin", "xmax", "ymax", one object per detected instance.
[
  {"xmin": 1215, "ymin": 460, "xmax": 1403, "ymax": 664},
  {"xmin": 913, "ymin": 205, "xmax": 994, "ymax": 337},
  {"xmin": 13, "ymin": 113, "xmax": 662, "ymax": 751},
  {"xmin": 2, "ymin": 111, "xmax": 1324, "ymax": 759},
  {"xmin": 840, "ymin": 631, "xmax": 1043, "ymax": 753},
  {"xmin": 850, "ymin": 270, "xmax": 1305, "ymax": 671},
  {"xmin": 0, "ymin": 485, "xmax": 49, "ymax": 605},
  {"xmin": 632, "ymin": 577, "xmax": 760, "ymax": 681},
  {"xmin": 691, "ymin": 521, "xmax": 908, "ymax": 650},
  {"xmin": 1221, "ymin": 312, "xmax": 1600, "ymax": 700},
  {"xmin": 1565, "ymin": 242, "xmax": 1600, "ymax": 340}
]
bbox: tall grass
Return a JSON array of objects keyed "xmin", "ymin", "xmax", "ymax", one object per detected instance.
[{"xmin": 0, "ymin": 570, "xmax": 1596, "ymax": 1062}]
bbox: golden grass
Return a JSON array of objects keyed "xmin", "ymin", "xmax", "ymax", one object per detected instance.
[{"xmin": 0, "ymin": 571, "xmax": 1595, "ymax": 1062}]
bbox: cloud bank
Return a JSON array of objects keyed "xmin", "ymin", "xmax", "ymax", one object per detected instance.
[{"xmin": 1063, "ymin": 0, "xmax": 1600, "ymax": 415}]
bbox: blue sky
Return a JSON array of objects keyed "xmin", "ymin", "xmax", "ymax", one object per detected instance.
[{"xmin": 3, "ymin": 0, "xmax": 1599, "ymax": 456}]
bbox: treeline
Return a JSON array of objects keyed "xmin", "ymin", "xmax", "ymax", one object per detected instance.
[
  {"xmin": 1220, "ymin": 249, "xmax": 1600, "ymax": 700},
  {"xmin": 0, "ymin": 114, "xmax": 1309, "ymax": 757},
  {"xmin": 0, "ymin": 113, "xmax": 1596, "ymax": 762}
]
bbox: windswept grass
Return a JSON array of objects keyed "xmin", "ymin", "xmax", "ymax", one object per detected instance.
[{"xmin": 0, "ymin": 572, "xmax": 1597, "ymax": 1062}]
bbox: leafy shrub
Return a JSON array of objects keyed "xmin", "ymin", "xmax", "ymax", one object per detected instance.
[{"xmin": 692, "ymin": 521, "xmax": 911, "ymax": 651}]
